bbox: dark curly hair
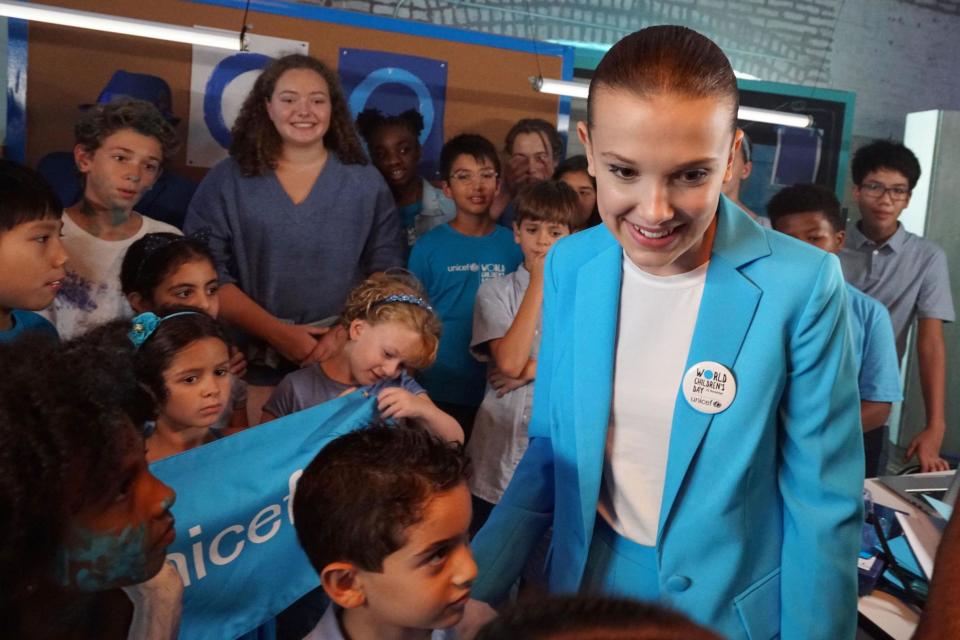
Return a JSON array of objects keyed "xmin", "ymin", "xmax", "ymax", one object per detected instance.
[
  {"xmin": 294, "ymin": 424, "xmax": 470, "ymax": 575},
  {"xmin": 355, "ymin": 107, "xmax": 425, "ymax": 146},
  {"xmin": 74, "ymin": 98, "xmax": 180, "ymax": 162},
  {"xmin": 851, "ymin": 140, "xmax": 921, "ymax": 189},
  {"xmin": 0, "ymin": 334, "xmax": 156, "ymax": 617},
  {"xmin": 120, "ymin": 232, "xmax": 216, "ymax": 302},
  {"xmin": 767, "ymin": 183, "xmax": 844, "ymax": 233},
  {"xmin": 230, "ymin": 54, "xmax": 367, "ymax": 176}
]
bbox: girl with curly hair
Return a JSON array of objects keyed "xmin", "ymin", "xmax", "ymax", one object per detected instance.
[
  {"xmin": 184, "ymin": 54, "xmax": 405, "ymax": 419},
  {"xmin": 356, "ymin": 107, "xmax": 454, "ymax": 246}
]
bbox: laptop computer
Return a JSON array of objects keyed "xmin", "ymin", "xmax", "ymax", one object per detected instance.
[{"xmin": 879, "ymin": 471, "xmax": 958, "ymax": 519}]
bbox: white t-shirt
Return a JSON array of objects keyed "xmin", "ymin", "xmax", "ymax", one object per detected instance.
[
  {"xmin": 597, "ymin": 253, "xmax": 708, "ymax": 546},
  {"xmin": 44, "ymin": 212, "xmax": 181, "ymax": 339}
]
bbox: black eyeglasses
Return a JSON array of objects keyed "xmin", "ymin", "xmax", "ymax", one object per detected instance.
[{"xmin": 860, "ymin": 182, "xmax": 911, "ymax": 202}]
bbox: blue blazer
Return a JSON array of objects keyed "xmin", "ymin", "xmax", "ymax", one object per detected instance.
[{"xmin": 471, "ymin": 200, "xmax": 864, "ymax": 640}]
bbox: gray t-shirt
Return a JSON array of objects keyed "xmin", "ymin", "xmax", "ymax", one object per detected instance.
[
  {"xmin": 466, "ymin": 265, "xmax": 538, "ymax": 503},
  {"xmin": 263, "ymin": 364, "xmax": 424, "ymax": 419},
  {"xmin": 840, "ymin": 222, "xmax": 955, "ymax": 357}
]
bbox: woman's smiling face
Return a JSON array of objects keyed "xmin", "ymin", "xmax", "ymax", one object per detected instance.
[{"xmin": 579, "ymin": 88, "xmax": 740, "ymax": 276}]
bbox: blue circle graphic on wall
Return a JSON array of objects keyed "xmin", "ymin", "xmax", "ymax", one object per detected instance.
[
  {"xmin": 204, "ymin": 52, "xmax": 273, "ymax": 148},
  {"xmin": 347, "ymin": 67, "xmax": 434, "ymax": 145}
]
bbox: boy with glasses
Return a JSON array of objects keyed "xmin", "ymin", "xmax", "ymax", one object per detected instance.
[
  {"xmin": 409, "ymin": 134, "xmax": 523, "ymax": 440},
  {"xmin": 840, "ymin": 140, "xmax": 955, "ymax": 472}
]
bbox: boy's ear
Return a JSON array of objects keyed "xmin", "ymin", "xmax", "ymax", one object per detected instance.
[
  {"xmin": 320, "ymin": 562, "xmax": 366, "ymax": 609},
  {"xmin": 441, "ymin": 180, "xmax": 453, "ymax": 199},
  {"xmin": 73, "ymin": 143, "xmax": 94, "ymax": 173},
  {"xmin": 127, "ymin": 292, "xmax": 152, "ymax": 314}
]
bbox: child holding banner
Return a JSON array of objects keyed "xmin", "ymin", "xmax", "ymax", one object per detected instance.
[
  {"xmin": 121, "ymin": 232, "xmax": 248, "ymax": 433},
  {"xmin": 294, "ymin": 424, "xmax": 475, "ymax": 640},
  {"xmin": 262, "ymin": 272, "xmax": 462, "ymax": 443},
  {"xmin": 0, "ymin": 333, "xmax": 180, "ymax": 639}
]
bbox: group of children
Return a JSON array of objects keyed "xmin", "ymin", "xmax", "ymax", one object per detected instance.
[{"xmin": 0, "ymin": 29, "xmax": 954, "ymax": 640}]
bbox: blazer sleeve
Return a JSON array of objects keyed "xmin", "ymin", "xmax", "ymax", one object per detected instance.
[
  {"xmin": 470, "ymin": 249, "xmax": 560, "ymax": 603},
  {"xmin": 778, "ymin": 253, "xmax": 863, "ymax": 640}
]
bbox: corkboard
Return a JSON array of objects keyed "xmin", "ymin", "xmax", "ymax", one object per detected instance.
[{"xmin": 22, "ymin": 0, "xmax": 569, "ymax": 182}]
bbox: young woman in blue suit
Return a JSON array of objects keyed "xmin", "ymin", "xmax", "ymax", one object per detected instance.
[{"xmin": 468, "ymin": 26, "xmax": 863, "ymax": 640}]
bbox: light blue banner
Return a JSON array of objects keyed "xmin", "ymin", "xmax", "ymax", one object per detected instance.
[{"xmin": 151, "ymin": 391, "xmax": 379, "ymax": 640}]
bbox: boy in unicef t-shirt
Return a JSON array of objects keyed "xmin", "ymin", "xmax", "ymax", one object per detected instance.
[{"xmin": 408, "ymin": 134, "xmax": 523, "ymax": 441}]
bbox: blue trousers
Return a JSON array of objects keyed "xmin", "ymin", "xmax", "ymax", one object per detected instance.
[{"xmin": 579, "ymin": 517, "xmax": 660, "ymax": 600}]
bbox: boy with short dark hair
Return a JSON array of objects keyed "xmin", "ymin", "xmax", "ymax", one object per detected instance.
[
  {"xmin": 45, "ymin": 97, "xmax": 182, "ymax": 339},
  {"xmin": 768, "ymin": 184, "xmax": 902, "ymax": 476},
  {"xmin": 839, "ymin": 141, "xmax": 955, "ymax": 472},
  {"xmin": 408, "ymin": 134, "xmax": 523, "ymax": 439},
  {"xmin": 293, "ymin": 425, "xmax": 476, "ymax": 640},
  {"xmin": 467, "ymin": 180, "xmax": 577, "ymax": 530},
  {"xmin": 0, "ymin": 160, "xmax": 67, "ymax": 343}
]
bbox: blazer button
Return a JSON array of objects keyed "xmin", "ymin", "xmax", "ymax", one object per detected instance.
[{"xmin": 666, "ymin": 575, "xmax": 692, "ymax": 592}]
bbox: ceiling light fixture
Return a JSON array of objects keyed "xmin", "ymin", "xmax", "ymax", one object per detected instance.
[
  {"xmin": 531, "ymin": 76, "xmax": 814, "ymax": 128},
  {"xmin": 0, "ymin": 0, "xmax": 242, "ymax": 51}
]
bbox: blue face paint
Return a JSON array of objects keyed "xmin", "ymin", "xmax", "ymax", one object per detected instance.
[{"xmin": 56, "ymin": 522, "xmax": 155, "ymax": 591}]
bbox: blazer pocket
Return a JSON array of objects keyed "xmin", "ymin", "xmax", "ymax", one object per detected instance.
[{"xmin": 734, "ymin": 568, "xmax": 781, "ymax": 640}]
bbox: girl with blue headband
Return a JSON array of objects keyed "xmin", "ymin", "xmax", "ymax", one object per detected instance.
[
  {"xmin": 125, "ymin": 309, "xmax": 235, "ymax": 463},
  {"xmin": 261, "ymin": 272, "xmax": 462, "ymax": 443}
]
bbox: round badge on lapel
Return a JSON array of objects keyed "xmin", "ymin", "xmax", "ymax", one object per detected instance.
[{"xmin": 682, "ymin": 361, "xmax": 736, "ymax": 414}]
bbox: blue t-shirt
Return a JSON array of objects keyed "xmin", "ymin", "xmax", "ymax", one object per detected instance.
[
  {"xmin": 0, "ymin": 310, "xmax": 58, "ymax": 344},
  {"xmin": 846, "ymin": 284, "xmax": 902, "ymax": 404},
  {"xmin": 408, "ymin": 223, "xmax": 523, "ymax": 406},
  {"xmin": 399, "ymin": 201, "xmax": 423, "ymax": 233}
]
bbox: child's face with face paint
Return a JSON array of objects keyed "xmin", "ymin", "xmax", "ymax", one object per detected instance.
[{"xmin": 58, "ymin": 425, "xmax": 176, "ymax": 591}]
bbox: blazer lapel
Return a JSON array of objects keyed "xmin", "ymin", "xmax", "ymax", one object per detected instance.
[
  {"xmin": 573, "ymin": 242, "xmax": 622, "ymax": 541},
  {"xmin": 656, "ymin": 200, "xmax": 769, "ymax": 541}
]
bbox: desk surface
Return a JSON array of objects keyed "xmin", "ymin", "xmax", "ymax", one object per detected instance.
[{"xmin": 856, "ymin": 476, "xmax": 948, "ymax": 639}]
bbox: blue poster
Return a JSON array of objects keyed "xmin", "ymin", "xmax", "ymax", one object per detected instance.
[
  {"xmin": 338, "ymin": 48, "xmax": 448, "ymax": 180},
  {"xmin": 151, "ymin": 392, "xmax": 379, "ymax": 640}
]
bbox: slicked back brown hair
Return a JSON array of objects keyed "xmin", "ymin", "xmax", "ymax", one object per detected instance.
[
  {"xmin": 230, "ymin": 54, "xmax": 367, "ymax": 176},
  {"xmin": 587, "ymin": 25, "xmax": 739, "ymax": 133}
]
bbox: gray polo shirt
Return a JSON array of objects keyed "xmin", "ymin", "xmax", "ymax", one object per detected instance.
[{"xmin": 839, "ymin": 223, "xmax": 954, "ymax": 357}]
